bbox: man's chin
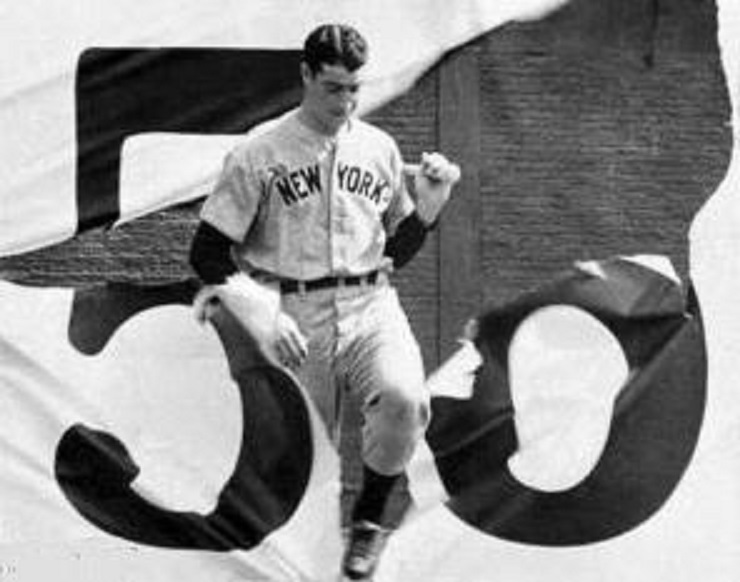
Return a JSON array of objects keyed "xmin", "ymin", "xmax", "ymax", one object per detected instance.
[{"xmin": 326, "ymin": 117, "xmax": 349, "ymax": 133}]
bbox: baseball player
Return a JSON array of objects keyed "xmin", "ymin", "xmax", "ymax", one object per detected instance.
[{"xmin": 189, "ymin": 23, "xmax": 460, "ymax": 581}]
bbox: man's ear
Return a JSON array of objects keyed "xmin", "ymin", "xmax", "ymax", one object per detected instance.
[{"xmin": 300, "ymin": 62, "xmax": 313, "ymax": 85}]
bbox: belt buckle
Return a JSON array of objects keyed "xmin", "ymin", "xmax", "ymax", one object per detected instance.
[
  {"xmin": 297, "ymin": 280, "xmax": 307, "ymax": 296},
  {"xmin": 336, "ymin": 276, "xmax": 346, "ymax": 289},
  {"xmin": 362, "ymin": 271, "xmax": 377, "ymax": 287}
]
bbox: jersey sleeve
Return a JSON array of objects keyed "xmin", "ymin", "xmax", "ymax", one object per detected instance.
[
  {"xmin": 383, "ymin": 139, "xmax": 416, "ymax": 235},
  {"xmin": 199, "ymin": 148, "xmax": 261, "ymax": 242}
]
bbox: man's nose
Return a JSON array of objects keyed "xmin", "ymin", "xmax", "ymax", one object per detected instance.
[{"xmin": 339, "ymin": 92, "xmax": 357, "ymax": 112}]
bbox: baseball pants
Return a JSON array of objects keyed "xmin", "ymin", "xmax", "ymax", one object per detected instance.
[{"xmin": 281, "ymin": 278, "xmax": 430, "ymax": 476}]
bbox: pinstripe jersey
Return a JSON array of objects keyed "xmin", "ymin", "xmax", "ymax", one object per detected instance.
[{"xmin": 200, "ymin": 109, "xmax": 415, "ymax": 281}]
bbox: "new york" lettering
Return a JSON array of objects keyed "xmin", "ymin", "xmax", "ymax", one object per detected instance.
[
  {"xmin": 336, "ymin": 162, "xmax": 389, "ymax": 205},
  {"xmin": 274, "ymin": 164, "xmax": 321, "ymax": 206}
]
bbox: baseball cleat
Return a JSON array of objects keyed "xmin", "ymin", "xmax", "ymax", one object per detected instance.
[{"xmin": 341, "ymin": 520, "xmax": 390, "ymax": 581}]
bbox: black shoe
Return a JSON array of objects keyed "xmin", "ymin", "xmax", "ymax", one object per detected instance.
[{"xmin": 342, "ymin": 520, "xmax": 390, "ymax": 580}]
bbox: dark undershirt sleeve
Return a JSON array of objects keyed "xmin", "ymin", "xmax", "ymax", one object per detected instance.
[
  {"xmin": 384, "ymin": 211, "xmax": 433, "ymax": 270},
  {"xmin": 193, "ymin": 211, "xmax": 431, "ymax": 282},
  {"xmin": 189, "ymin": 221, "xmax": 239, "ymax": 285}
]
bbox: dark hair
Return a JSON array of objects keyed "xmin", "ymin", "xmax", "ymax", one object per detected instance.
[{"xmin": 302, "ymin": 24, "xmax": 368, "ymax": 75}]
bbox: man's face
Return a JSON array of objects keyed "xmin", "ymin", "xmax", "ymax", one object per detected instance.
[{"xmin": 301, "ymin": 62, "xmax": 362, "ymax": 134}]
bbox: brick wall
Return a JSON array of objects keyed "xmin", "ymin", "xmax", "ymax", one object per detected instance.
[{"xmin": 477, "ymin": 0, "xmax": 730, "ymax": 307}]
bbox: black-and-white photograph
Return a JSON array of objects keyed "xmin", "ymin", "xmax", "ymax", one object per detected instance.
[{"xmin": 1, "ymin": 1, "xmax": 738, "ymax": 580}]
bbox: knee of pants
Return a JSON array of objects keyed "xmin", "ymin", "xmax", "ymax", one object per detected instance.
[
  {"xmin": 362, "ymin": 387, "xmax": 430, "ymax": 475},
  {"xmin": 378, "ymin": 388, "xmax": 431, "ymax": 432},
  {"xmin": 365, "ymin": 382, "xmax": 431, "ymax": 440}
]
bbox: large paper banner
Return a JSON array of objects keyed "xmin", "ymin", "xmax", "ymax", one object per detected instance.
[
  {"xmin": 2, "ymin": 252, "xmax": 738, "ymax": 581},
  {"xmin": 385, "ymin": 255, "xmax": 737, "ymax": 582},
  {"xmin": 0, "ymin": 278, "xmax": 342, "ymax": 581}
]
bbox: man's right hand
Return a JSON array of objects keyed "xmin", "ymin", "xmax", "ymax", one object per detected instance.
[
  {"xmin": 273, "ymin": 311, "xmax": 309, "ymax": 369},
  {"xmin": 193, "ymin": 273, "xmax": 308, "ymax": 370}
]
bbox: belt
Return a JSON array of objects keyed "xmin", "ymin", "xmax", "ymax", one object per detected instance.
[{"xmin": 279, "ymin": 271, "xmax": 380, "ymax": 294}]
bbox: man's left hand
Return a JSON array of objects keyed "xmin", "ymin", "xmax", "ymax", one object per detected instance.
[{"xmin": 409, "ymin": 152, "xmax": 461, "ymax": 226}]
